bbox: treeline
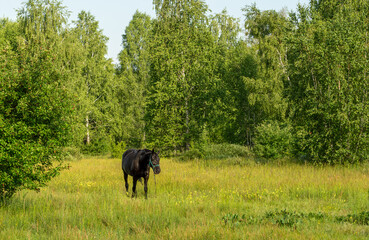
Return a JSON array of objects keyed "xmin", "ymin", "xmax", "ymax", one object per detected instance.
[
  {"xmin": 1, "ymin": 0, "xmax": 369, "ymax": 198},
  {"xmin": 118, "ymin": 0, "xmax": 369, "ymax": 164}
]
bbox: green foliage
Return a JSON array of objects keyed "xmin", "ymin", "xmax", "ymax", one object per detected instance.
[
  {"xmin": 223, "ymin": 210, "xmax": 326, "ymax": 228},
  {"xmin": 253, "ymin": 121, "xmax": 293, "ymax": 159},
  {"xmin": 72, "ymin": 11, "xmax": 116, "ymax": 153},
  {"xmin": 61, "ymin": 147, "xmax": 82, "ymax": 161},
  {"xmin": 202, "ymin": 143, "xmax": 251, "ymax": 159},
  {"xmin": 147, "ymin": 0, "xmax": 218, "ymax": 151},
  {"xmin": 221, "ymin": 213, "xmax": 248, "ymax": 227},
  {"xmin": 336, "ymin": 211, "xmax": 369, "ymax": 225},
  {"xmin": 291, "ymin": 127, "xmax": 310, "ymax": 161},
  {"xmin": 242, "ymin": 5, "xmax": 291, "ymax": 134},
  {"xmin": 180, "ymin": 143, "xmax": 250, "ymax": 160},
  {"xmin": 110, "ymin": 141, "xmax": 126, "ymax": 159},
  {"xmin": 288, "ymin": 0, "xmax": 369, "ymax": 164},
  {"xmin": 215, "ymin": 41, "xmax": 258, "ymax": 145},
  {"xmin": 264, "ymin": 210, "xmax": 322, "ymax": 227},
  {"xmin": 81, "ymin": 133, "xmax": 111, "ymax": 155},
  {"xmin": 114, "ymin": 11, "xmax": 152, "ymax": 148},
  {"xmin": 122, "ymin": 0, "xmax": 369, "ymax": 165},
  {"xmin": 0, "ymin": 0, "xmax": 73, "ymax": 199},
  {"xmin": 179, "ymin": 148, "xmax": 204, "ymax": 160}
]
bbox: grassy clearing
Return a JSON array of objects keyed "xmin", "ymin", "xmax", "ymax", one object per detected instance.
[{"xmin": 0, "ymin": 157, "xmax": 368, "ymax": 239}]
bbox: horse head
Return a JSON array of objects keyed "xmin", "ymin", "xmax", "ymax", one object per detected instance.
[{"xmin": 149, "ymin": 149, "xmax": 161, "ymax": 175}]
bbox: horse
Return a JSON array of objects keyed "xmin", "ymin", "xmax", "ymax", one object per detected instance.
[{"xmin": 121, "ymin": 148, "xmax": 161, "ymax": 198}]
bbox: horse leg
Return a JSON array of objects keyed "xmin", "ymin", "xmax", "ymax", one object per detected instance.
[
  {"xmin": 132, "ymin": 176, "xmax": 138, "ymax": 198},
  {"xmin": 144, "ymin": 176, "xmax": 149, "ymax": 199},
  {"xmin": 123, "ymin": 171, "xmax": 129, "ymax": 195}
]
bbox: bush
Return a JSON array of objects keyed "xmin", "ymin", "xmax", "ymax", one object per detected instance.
[
  {"xmin": 222, "ymin": 210, "xmax": 326, "ymax": 228},
  {"xmin": 180, "ymin": 143, "xmax": 250, "ymax": 160},
  {"xmin": 62, "ymin": 147, "xmax": 82, "ymax": 161},
  {"xmin": 253, "ymin": 121, "xmax": 293, "ymax": 160},
  {"xmin": 81, "ymin": 134, "xmax": 111, "ymax": 155},
  {"xmin": 0, "ymin": 13, "xmax": 74, "ymax": 199},
  {"xmin": 180, "ymin": 148, "xmax": 204, "ymax": 160},
  {"xmin": 110, "ymin": 141, "xmax": 126, "ymax": 159},
  {"xmin": 336, "ymin": 211, "xmax": 369, "ymax": 225},
  {"xmin": 202, "ymin": 144, "xmax": 250, "ymax": 159}
]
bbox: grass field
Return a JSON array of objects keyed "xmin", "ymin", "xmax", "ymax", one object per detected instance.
[{"xmin": 0, "ymin": 157, "xmax": 368, "ymax": 239}]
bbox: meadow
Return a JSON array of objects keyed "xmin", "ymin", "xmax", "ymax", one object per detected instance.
[{"xmin": 0, "ymin": 157, "xmax": 368, "ymax": 239}]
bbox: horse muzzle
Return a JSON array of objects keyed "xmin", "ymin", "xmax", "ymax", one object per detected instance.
[{"xmin": 153, "ymin": 166, "xmax": 161, "ymax": 174}]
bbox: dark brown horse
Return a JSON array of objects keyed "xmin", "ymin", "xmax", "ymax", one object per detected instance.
[{"xmin": 122, "ymin": 149, "xmax": 161, "ymax": 198}]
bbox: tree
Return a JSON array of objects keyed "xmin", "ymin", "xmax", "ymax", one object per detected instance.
[
  {"xmin": 147, "ymin": 0, "xmax": 217, "ymax": 152},
  {"xmin": 242, "ymin": 5, "xmax": 291, "ymax": 139},
  {"xmin": 114, "ymin": 11, "xmax": 152, "ymax": 147},
  {"xmin": 206, "ymin": 10, "xmax": 270, "ymax": 145},
  {"xmin": 288, "ymin": 0, "xmax": 369, "ymax": 163},
  {"xmin": 73, "ymin": 11, "xmax": 115, "ymax": 153},
  {"xmin": 0, "ymin": 0, "xmax": 74, "ymax": 199},
  {"xmin": 219, "ymin": 41, "xmax": 259, "ymax": 145}
]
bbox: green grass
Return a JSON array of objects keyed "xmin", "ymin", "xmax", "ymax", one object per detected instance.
[{"xmin": 1, "ymin": 157, "xmax": 369, "ymax": 239}]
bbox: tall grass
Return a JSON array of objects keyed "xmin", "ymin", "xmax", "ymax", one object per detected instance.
[{"xmin": 1, "ymin": 157, "xmax": 368, "ymax": 239}]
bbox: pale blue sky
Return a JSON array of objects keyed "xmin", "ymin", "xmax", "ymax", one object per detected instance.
[{"xmin": 1, "ymin": 0, "xmax": 308, "ymax": 64}]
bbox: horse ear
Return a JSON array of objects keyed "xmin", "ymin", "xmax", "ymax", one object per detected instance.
[
  {"xmin": 151, "ymin": 148, "xmax": 155, "ymax": 153},
  {"xmin": 157, "ymin": 150, "xmax": 160, "ymax": 155}
]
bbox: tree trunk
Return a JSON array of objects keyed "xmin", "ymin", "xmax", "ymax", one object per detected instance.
[
  {"xmin": 86, "ymin": 115, "xmax": 90, "ymax": 145},
  {"xmin": 185, "ymin": 99, "xmax": 190, "ymax": 151}
]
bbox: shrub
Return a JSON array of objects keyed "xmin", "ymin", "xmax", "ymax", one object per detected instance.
[
  {"xmin": 264, "ymin": 209, "xmax": 303, "ymax": 227},
  {"xmin": 202, "ymin": 143, "xmax": 250, "ymax": 159},
  {"xmin": 253, "ymin": 121, "xmax": 293, "ymax": 160},
  {"xmin": 180, "ymin": 148, "xmax": 204, "ymax": 161},
  {"xmin": 81, "ymin": 134, "xmax": 111, "ymax": 155},
  {"xmin": 110, "ymin": 141, "xmax": 126, "ymax": 159},
  {"xmin": 337, "ymin": 211, "xmax": 369, "ymax": 225},
  {"xmin": 222, "ymin": 210, "xmax": 326, "ymax": 228},
  {"xmin": 62, "ymin": 147, "xmax": 82, "ymax": 161},
  {"xmin": 180, "ymin": 143, "xmax": 250, "ymax": 160},
  {"xmin": 0, "ymin": 10, "xmax": 73, "ymax": 200}
]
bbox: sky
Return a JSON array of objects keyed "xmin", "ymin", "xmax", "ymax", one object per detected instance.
[{"xmin": 0, "ymin": 0, "xmax": 309, "ymax": 64}]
